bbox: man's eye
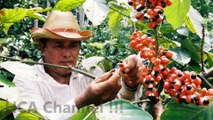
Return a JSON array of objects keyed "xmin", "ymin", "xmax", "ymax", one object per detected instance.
[
  {"xmin": 70, "ymin": 44, "xmax": 78, "ymax": 48},
  {"xmin": 55, "ymin": 45, "xmax": 64, "ymax": 48}
]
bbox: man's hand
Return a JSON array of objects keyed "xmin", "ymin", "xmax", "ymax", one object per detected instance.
[
  {"xmin": 75, "ymin": 70, "xmax": 121, "ymax": 108},
  {"xmin": 118, "ymin": 54, "xmax": 142, "ymax": 89}
]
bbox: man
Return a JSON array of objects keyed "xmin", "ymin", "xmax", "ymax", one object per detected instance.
[{"xmin": 12, "ymin": 10, "xmax": 142, "ymax": 119}]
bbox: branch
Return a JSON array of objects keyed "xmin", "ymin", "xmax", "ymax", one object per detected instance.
[
  {"xmin": 201, "ymin": 25, "xmax": 205, "ymax": 72},
  {"xmin": 131, "ymin": 99, "xmax": 150, "ymax": 104},
  {"xmin": 154, "ymin": 28, "xmax": 159, "ymax": 56},
  {"xmin": 199, "ymin": 67, "xmax": 213, "ymax": 88},
  {"xmin": 154, "ymin": 98, "xmax": 163, "ymax": 120},
  {"xmin": 0, "ymin": 55, "xmax": 96, "ymax": 79}
]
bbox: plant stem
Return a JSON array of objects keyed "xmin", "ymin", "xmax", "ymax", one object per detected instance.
[
  {"xmin": 109, "ymin": 6, "xmax": 130, "ymax": 18},
  {"xmin": 82, "ymin": 106, "xmax": 98, "ymax": 120},
  {"xmin": 149, "ymin": 27, "xmax": 159, "ymax": 73},
  {"xmin": 201, "ymin": 25, "xmax": 205, "ymax": 73},
  {"xmin": 0, "ymin": 55, "xmax": 96, "ymax": 79},
  {"xmin": 199, "ymin": 67, "xmax": 213, "ymax": 88},
  {"xmin": 154, "ymin": 28, "xmax": 159, "ymax": 56},
  {"xmin": 131, "ymin": 99, "xmax": 150, "ymax": 104}
]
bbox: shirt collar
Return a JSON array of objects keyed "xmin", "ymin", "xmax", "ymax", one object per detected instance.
[{"xmin": 36, "ymin": 59, "xmax": 78, "ymax": 84}]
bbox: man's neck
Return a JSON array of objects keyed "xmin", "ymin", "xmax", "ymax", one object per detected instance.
[{"xmin": 44, "ymin": 67, "xmax": 71, "ymax": 85}]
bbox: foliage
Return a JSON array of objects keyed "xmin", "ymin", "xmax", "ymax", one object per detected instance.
[
  {"xmin": 70, "ymin": 106, "xmax": 96, "ymax": 120},
  {"xmin": 53, "ymin": 0, "xmax": 86, "ymax": 11},
  {"xmin": 0, "ymin": 100, "xmax": 16, "ymax": 120},
  {"xmin": 0, "ymin": 0, "xmax": 212, "ymax": 120},
  {"xmin": 96, "ymin": 99, "xmax": 153, "ymax": 120},
  {"xmin": 161, "ymin": 99, "xmax": 213, "ymax": 120}
]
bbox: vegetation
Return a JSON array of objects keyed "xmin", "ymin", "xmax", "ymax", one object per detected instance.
[{"xmin": 0, "ymin": 0, "xmax": 212, "ymax": 120}]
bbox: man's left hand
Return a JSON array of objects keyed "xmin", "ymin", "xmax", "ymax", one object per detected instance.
[{"xmin": 118, "ymin": 54, "xmax": 143, "ymax": 89}]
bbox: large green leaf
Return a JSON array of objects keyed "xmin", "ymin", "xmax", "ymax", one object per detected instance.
[
  {"xmin": 70, "ymin": 106, "xmax": 96, "ymax": 120},
  {"xmin": 108, "ymin": 11, "xmax": 123, "ymax": 37},
  {"xmin": 96, "ymin": 99, "xmax": 153, "ymax": 120},
  {"xmin": 83, "ymin": 0, "xmax": 109, "ymax": 26},
  {"xmin": 0, "ymin": 76, "xmax": 15, "ymax": 87},
  {"xmin": 0, "ymin": 100, "xmax": 17, "ymax": 120},
  {"xmin": 205, "ymin": 52, "xmax": 213, "ymax": 69},
  {"xmin": 53, "ymin": 0, "xmax": 86, "ymax": 11},
  {"xmin": 172, "ymin": 48, "xmax": 191, "ymax": 66},
  {"xmin": 16, "ymin": 109, "xmax": 45, "ymax": 120},
  {"xmin": 158, "ymin": 36, "xmax": 179, "ymax": 49},
  {"xmin": 161, "ymin": 99, "xmax": 213, "ymax": 120},
  {"xmin": 185, "ymin": 6, "xmax": 206, "ymax": 38},
  {"xmin": 0, "ymin": 76, "xmax": 22, "ymax": 106},
  {"xmin": 164, "ymin": 0, "xmax": 191, "ymax": 29},
  {"xmin": 0, "ymin": 8, "xmax": 27, "ymax": 34},
  {"xmin": 181, "ymin": 39, "xmax": 203, "ymax": 64},
  {"xmin": 26, "ymin": 7, "xmax": 51, "ymax": 22}
]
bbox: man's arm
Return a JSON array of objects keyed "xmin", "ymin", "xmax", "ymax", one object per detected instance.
[
  {"xmin": 117, "ymin": 54, "xmax": 143, "ymax": 101},
  {"xmin": 13, "ymin": 76, "xmax": 78, "ymax": 120}
]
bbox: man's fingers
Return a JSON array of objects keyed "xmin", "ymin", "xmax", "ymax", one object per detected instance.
[
  {"xmin": 95, "ymin": 69, "xmax": 114, "ymax": 83},
  {"xmin": 96, "ymin": 70, "xmax": 121, "ymax": 92}
]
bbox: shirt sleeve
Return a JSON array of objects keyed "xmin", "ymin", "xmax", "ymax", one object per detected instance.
[
  {"xmin": 117, "ymin": 79, "xmax": 143, "ymax": 101},
  {"xmin": 13, "ymin": 75, "xmax": 78, "ymax": 120}
]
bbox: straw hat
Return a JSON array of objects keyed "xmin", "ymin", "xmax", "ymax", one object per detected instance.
[{"xmin": 30, "ymin": 10, "xmax": 92, "ymax": 41}]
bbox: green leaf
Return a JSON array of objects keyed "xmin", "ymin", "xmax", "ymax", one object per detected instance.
[
  {"xmin": 2, "ymin": 23, "xmax": 13, "ymax": 34},
  {"xmin": 0, "ymin": 100, "xmax": 16, "ymax": 120},
  {"xmin": 176, "ymin": 27, "xmax": 189, "ymax": 36},
  {"xmin": 89, "ymin": 42, "xmax": 104, "ymax": 49},
  {"xmin": 0, "ymin": 8, "xmax": 27, "ymax": 34},
  {"xmin": 97, "ymin": 58, "xmax": 113, "ymax": 72},
  {"xmin": 70, "ymin": 106, "xmax": 96, "ymax": 120},
  {"xmin": 164, "ymin": 0, "xmax": 191, "ymax": 29},
  {"xmin": 26, "ymin": 7, "xmax": 51, "ymax": 21},
  {"xmin": 0, "ymin": 76, "xmax": 15, "ymax": 87},
  {"xmin": 26, "ymin": 7, "xmax": 51, "ymax": 15},
  {"xmin": 16, "ymin": 109, "xmax": 44, "ymax": 120},
  {"xmin": 108, "ymin": 11, "xmax": 123, "ymax": 37},
  {"xmin": 0, "ymin": 38, "xmax": 7, "ymax": 46},
  {"xmin": 158, "ymin": 37, "xmax": 179, "ymax": 49},
  {"xmin": 160, "ymin": 23, "xmax": 174, "ymax": 34},
  {"xmin": 161, "ymin": 99, "xmax": 213, "ymax": 120},
  {"xmin": 172, "ymin": 48, "xmax": 191, "ymax": 66},
  {"xmin": 185, "ymin": 6, "xmax": 206, "ymax": 37},
  {"xmin": 83, "ymin": 0, "xmax": 109, "ymax": 26},
  {"xmin": 53, "ymin": 0, "xmax": 86, "ymax": 11},
  {"xmin": 181, "ymin": 39, "xmax": 201, "ymax": 64},
  {"xmin": 205, "ymin": 52, "xmax": 213, "ymax": 69},
  {"xmin": 96, "ymin": 99, "xmax": 153, "ymax": 120}
]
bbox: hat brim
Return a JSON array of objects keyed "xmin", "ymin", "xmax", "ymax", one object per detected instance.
[{"xmin": 30, "ymin": 28, "xmax": 92, "ymax": 42}]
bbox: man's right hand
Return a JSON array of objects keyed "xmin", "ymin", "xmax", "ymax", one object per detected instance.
[{"xmin": 75, "ymin": 70, "xmax": 121, "ymax": 108}]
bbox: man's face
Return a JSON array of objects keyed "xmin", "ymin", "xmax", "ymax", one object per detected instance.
[{"xmin": 40, "ymin": 39, "xmax": 81, "ymax": 75}]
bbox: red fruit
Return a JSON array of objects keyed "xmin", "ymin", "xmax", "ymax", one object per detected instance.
[
  {"xmin": 160, "ymin": 56, "xmax": 170, "ymax": 65},
  {"xmin": 165, "ymin": 51, "xmax": 173, "ymax": 59},
  {"xmin": 148, "ymin": 21, "xmax": 158, "ymax": 28},
  {"xmin": 163, "ymin": 81, "xmax": 171, "ymax": 89},
  {"xmin": 193, "ymin": 78, "xmax": 202, "ymax": 86}
]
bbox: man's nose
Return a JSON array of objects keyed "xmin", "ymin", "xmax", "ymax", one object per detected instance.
[{"xmin": 63, "ymin": 48, "xmax": 72, "ymax": 58}]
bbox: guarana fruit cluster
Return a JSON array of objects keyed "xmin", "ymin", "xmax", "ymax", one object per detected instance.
[
  {"xmin": 130, "ymin": 31, "xmax": 213, "ymax": 105},
  {"xmin": 128, "ymin": 0, "xmax": 172, "ymax": 28}
]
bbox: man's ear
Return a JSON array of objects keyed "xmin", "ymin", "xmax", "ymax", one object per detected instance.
[{"xmin": 38, "ymin": 40, "xmax": 46, "ymax": 54}]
